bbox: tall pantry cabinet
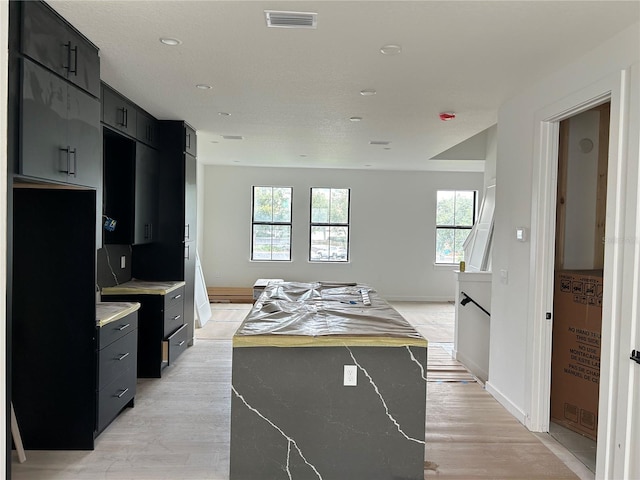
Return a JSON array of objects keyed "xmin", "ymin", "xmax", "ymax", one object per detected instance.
[{"xmin": 134, "ymin": 122, "xmax": 198, "ymax": 345}]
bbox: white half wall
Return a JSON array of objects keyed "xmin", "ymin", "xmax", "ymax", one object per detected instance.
[{"xmin": 201, "ymin": 166, "xmax": 483, "ymax": 301}]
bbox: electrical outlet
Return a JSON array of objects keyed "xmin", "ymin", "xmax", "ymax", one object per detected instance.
[
  {"xmin": 120, "ymin": 255, "xmax": 126, "ymax": 269},
  {"xmin": 343, "ymin": 365, "xmax": 357, "ymax": 386}
]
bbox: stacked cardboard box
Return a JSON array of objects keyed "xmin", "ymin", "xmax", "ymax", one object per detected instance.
[{"xmin": 551, "ymin": 270, "xmax": 603, "ymax": 440}]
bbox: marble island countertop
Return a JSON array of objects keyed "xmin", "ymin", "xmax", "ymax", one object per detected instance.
[
  {"xmin": 101, "ymin": 279, "xmax": 186, "ymax": 296},
  {"xmin": 233, "ymin": 281, "xmax": 427, "ymax": 348},
  {"xmin": 96, "ymin": 301, "xmax": 141, "ymax": 327}
]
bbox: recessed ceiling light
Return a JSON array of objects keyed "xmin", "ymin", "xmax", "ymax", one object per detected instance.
[
  {"xmin": 350, "ymin": 116, "xmax": 363, "ymax": 122},
  {"xmin": 196, "ymin": 84, "xmax": 212, "ymax": 90},
  {"xmin": 369, "ymin": 140, "xmax": 391, "ymax": 146},
  {"xmin": 380, "ymin": 44, "xmax": 402, "ymax": 55},
  {"xmin": 360, "ymin": 89, "xmax": 376, "ymax": 96},
  {"xmin": 218, "ymin": 112, "xmax": 231, "ymax": 117},
  {"xmin": 159, "ymin": 37, "xmax": 182, "ymax": 46}
]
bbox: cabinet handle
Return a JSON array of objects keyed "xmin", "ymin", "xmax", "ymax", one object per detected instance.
[
  {"xmin": 118, "ymin": 107, "xmax": 128, "ymax": 128},
  {"xmin": 186, "ymin": 132, "xmax": 191, "ymax": 150},
  {"xmin": 184, "ymin": 244, "xmax": 190, "ymax": 259},
  {"xmin": 117, "ymin": 352, "xmax": 130, "ymax": 361},
  {"xmin": 177, "ymin": 340, "xmax": 185, "ymax": 347},
  {"xmin": 118, "ymin": 323, "xmax": 131, "ymax": 331},
  {"xmin": 172, "ymin": 315, "xmax": 181, "ymax": 321},
  {"xmin": 144, "ymin": 223, "xmax": 152, "ymax": 240},
  {"xmin": 60, "ymin": 146, "xmax": 76, "ymax": 176},
  {"xmin": 70, "ymin": 45, "xmax": 78, "ymax": 75},
  {"xmin": 116, "ymin": 388, "xmax": 129, "ymax": 399},
  {"xmin": 173, "ymin": 294, "xmax": 182, "ymax": 300},
  {"xmin": 68, "ymin": 148, "xmax": 77, "ymax": 177},
  {"xmin": 63, "ymin": 42, "xmax": 72, "ymax": 73},
  {"xmin": 185, "ymin": 224, "xmax": 190, "ymax": 240}
]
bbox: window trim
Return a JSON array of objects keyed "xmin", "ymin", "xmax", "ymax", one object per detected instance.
[
  {"xmin": 309, "ymin": 187, "xmax": 351, "ymax": 262},
  {"xmin": 250, "ymin": 185, "xmax": 293, "ymax": 262},
  {"xmin": 435, "ymin": 189, "xmax": 477, "ymax": 265}
]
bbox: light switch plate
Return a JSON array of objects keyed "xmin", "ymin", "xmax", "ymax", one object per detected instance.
[{"xmin": 120, "ymin": 255, "xmax": 126, "ymax": 269}]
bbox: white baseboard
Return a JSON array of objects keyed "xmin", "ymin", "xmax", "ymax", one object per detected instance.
[
  {"xmin": 485, "ymin": 381, "xmax": 527, "ymax": 426},
  {"xmin": 455, "ymin": 351, "xmax": 488, "ymax": 383},
  {"xmin": 385, "ymin": 295, "xmax": 454, "ymax": 302}
]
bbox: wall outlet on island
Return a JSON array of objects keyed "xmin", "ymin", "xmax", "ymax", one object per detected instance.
[
  {"xmin": 120, "ymin": 255, "xmax": 126, "ymax": 269},
  {"xmin": 343, "ymin": 365, "xmax": 357, "ymax": 386}
]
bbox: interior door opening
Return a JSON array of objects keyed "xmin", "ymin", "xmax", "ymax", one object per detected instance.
[{"xmin": 549, "ymin": 102, "xmax": 610, "ymax": 473}]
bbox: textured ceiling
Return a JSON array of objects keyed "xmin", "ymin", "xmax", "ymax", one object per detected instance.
[{"xmin": 49, "ymin": 1, "xmax": 639, "ymax": 171}]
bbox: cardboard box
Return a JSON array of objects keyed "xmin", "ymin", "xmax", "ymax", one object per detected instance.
[{"xmin": 551, "ymin": 270, "xmax": 603, "ymax": 440}]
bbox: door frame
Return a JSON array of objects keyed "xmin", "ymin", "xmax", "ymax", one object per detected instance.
[{"xmin": 527, "ymin": 68, "xmax": 633, "ymax": 478}]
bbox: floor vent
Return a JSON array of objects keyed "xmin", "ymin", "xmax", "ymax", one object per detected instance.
[{"xmin": 265, "ymin": 10, "xmax": 317, "ymax": 29}]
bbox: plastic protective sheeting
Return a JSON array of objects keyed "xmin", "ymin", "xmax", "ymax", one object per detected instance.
[{"xmin": 233, "ymin": 282, "xmax": 427, "ymax": 347}]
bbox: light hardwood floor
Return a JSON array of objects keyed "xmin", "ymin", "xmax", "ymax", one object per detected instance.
[{"xmin": 10, "ymin": 302, "xmax": 594, "ymax": 479}]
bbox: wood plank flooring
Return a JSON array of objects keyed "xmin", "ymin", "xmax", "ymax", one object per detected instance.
[{"xmin": 10, "ymin": 302, "xmax": 594, "ymax": 479}]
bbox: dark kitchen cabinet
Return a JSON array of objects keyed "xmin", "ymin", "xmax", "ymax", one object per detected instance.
[
  {"xmin": 101, "ymin": 283, "xmax": 186, "ymax": 378},
  {"xmin": 20, "ymin": 57, "xmax": 101, "ymax": 188},
  {"xmin": 12, "ymin": 188, "xmax": 98, "ymax": 450},
  {"xmin": 134, "ymin": 142, "xmax": 159, "ymax": 244},
  {"xmin": 132, "ymin": 122, "xmax": 197, "ymax": 345},
  {"xmin": 102, "ymin": 84, "xmax": 137, "ymax": 138},
  {"xmin": 21, "ymin": 0, "xmax": 100, "ymax": 97},
  {"xmin": 96, "ymin": 306, "xmax": 139, "ymax": 434},
  {"xmin": 103, "ymin": 130, "xmax": 159, "ymax": 245},
  {"xmin": 136, "ymin": 110, "xmax": 160, "ymax": 149}
]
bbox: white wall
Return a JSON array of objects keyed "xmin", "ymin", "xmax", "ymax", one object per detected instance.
[
  {"xmin": 201, "ymin": 165, "xmax": 483, "ymax": 301},
  {"xmin": 489, "ymin": 22, "xmax": 639, "ymax": 478},
  {"xmin": 563, "ymin": 109, "xmax": 600, "ymax": 269},
  {"xmin": 484, "ymin": 124, "xmax": 497, "ymax": 189}
]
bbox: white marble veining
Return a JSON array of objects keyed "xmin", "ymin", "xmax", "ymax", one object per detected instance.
[
  {"xmin": 231, "ymin": 386, "xmax": 323, "ymax": 480},
  {"xmin": 346, "ymin": 346, "xmax": 425, "ymax": 445}
]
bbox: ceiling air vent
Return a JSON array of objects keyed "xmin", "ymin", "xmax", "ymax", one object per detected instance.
[
  {"xmin": 222, "ymin": 135, "xmax": 244, "ymax": 140},
  {"xmin": 265, "ymin": 10, "xmax": 317, "ymax": 29},
  {"xmin": 369, "ymin": 140, "xmax": 391, "ymax": 146}
]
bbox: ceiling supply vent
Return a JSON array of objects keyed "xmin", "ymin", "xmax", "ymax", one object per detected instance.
[
  {"xmin": 265, "ymin": 10, "xmax": 317, "ymax": 29},
  {"xmin": 369, "ymin": 140, "xmax": 391, "ymax": 146},
  {"xmin": 222, "ymin": 135, "xmax": 244, "ymax": 140}
]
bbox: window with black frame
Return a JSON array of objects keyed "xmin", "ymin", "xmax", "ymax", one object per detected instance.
[
  {"xmin": 310, "ymin": 187, "xmax": 350, "ymax": 262},
  {"xmin": 251, "ymin": 186, "xmax": 292, "ymax": 261},
  {"xmin": 435, "ymin": 190, "xmax": 477, "ymax": 264}
]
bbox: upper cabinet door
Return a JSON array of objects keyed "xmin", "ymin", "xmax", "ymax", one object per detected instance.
[
  {"xmin": 20, "ymin": 58, "xmax": 101, "ymax": 188},
  {"xmin": 102, "ymin": 85, "xmax": 137, "ymax": 138},
  {"xmin": 20, "ymin": 57, "xmax": 68, "ymax": 184},
  {"xmin": 134, "ymin": 143, "xmax": 159, "ymax": 245},
  {"xmin": 184, "ymin": 124, "xmax": 197, "ymax": 157},
  {"xmin": 21, "ymin": 1, "xmax": 100, "ymax": 97},
  {"xmin": 136, "ymin": 110, "xmax": 160, "ymax": 149}
]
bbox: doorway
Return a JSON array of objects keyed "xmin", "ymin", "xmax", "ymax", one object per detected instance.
[{"xmin": 549, "ymin": 103, "xmax": 610, "ymax": 472}]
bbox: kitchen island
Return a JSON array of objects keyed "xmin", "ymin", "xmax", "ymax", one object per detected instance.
[{"xmin": 230, "ymin": 282, "xmax": 428, "ymax": 480}]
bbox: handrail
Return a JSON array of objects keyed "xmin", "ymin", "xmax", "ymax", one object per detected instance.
[{"xmin": 460, "ymin": 291, "xmax": 490, "ymax": 317}]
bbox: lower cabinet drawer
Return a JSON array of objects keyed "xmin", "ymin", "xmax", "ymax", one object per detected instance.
[
  {"xmin": 163, "ymin": 323, "xmax": 188, "ymax": 365},
  {"xmin": 98, "ymin": 329, "xmax": 137, "ymax": 390},
  {"xmin": 97, "ymin": 369, "xmax": 136, "ymax": 433},
  {"xmin": 163, "ymin": 301, "xmax": 184, "ymax": 338}
]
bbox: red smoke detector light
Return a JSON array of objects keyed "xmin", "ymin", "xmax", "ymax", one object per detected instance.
[{"xmin": 439, "ymin": 112, "xmax": 456, "ymax": 121}]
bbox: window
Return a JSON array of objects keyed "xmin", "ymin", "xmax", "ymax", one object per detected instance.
[
  {"xmin": 251, "ymin": 186, "xmax": 292, "ymax": 261},
  {"xmin": 435, "ymin": 190, "xmax": 477, "ymax": 264},
  {"xmin": 310, "ymin": 188, "xmax": 350, "ymax": 262}
]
